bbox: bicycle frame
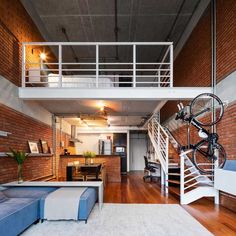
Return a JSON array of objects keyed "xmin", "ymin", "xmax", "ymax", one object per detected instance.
[{"xmin": 176, "ymin": 104, "xmax": 218, "ymax": 160}]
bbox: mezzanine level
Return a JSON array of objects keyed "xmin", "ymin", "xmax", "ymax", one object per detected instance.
[{"xmin": 19, "ymin": 42, "xmax": 211, "ymax": 100}]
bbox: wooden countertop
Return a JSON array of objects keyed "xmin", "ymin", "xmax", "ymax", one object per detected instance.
[
  {"xmin": 59, "ymin": 154, "xmax": 121, "ymax": 182},
  {"xmin": 60, "ymin": 154, "xmax": 120, "ymax": 158}
]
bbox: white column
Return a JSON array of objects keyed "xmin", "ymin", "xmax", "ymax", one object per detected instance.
[
  {"xmin": 96, "ymin": 44, "xmax": 99, "ymax": 88},
  {"xmin": 21, "ymin": 44, "xmax": 26, "ymax": 87},
  {"xmin": 180, "ymin": 153, "xmax": 185, "ymax": 204},
  {"xmin": 58, "ymin": 44, "xmax": 62, "ymax": 87},
  {"xmin": 127, "ymin": 130, "xmax": 130, "ymax": 172},
  {"xmin": 133, "ymin": 44, "xmax": 136, "ymax": 87},
  {"xmin": 170, "ymin": 44, "xmax": 173, "ymax": 87},
  {"xmin": 161, "ymin": 168, "xmax": 165, "ymax": 186}
]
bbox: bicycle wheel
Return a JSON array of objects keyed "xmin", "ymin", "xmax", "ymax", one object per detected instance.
[
  {"xmin": 190, "ymin": 93, "xmax": 224, "ymax": 126},
  {"xmin": 193, "ymin": 141, "xmax": 226, "ymax": 174}
]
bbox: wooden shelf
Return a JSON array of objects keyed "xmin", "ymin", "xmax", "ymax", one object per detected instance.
[{"xmin": 0, "ymin": 152, "xmax": 53, "ymax": 158}]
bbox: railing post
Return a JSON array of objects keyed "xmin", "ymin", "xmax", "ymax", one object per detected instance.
[
  {"xmin": 170, "ymin": 44, "xmax": 173, "ymax": 87},
  {"xmin": 96, "ymin": 44, "xmax": 99, "ymax": 88},
  {"xmin": 21, "ymin": 44, "xmax": 26, "ymax": 87},
  {"xmin": 180, "ymin": 153, "xmax": 185, "ymax": 204},
  {"xmin": 165, "ymin": 136, "xmax": 169, "ymax": 194},
  {"xmin": 166, "ymin": 137, "xmax": 169, "ymax": 169},
  {"xmin": 58, "ymin": 44, "xmax": 62, "ymax": 87},
  {"xmin": 158, "ymin": 124, "xmax": 160, "ymax": 153},
  {"xmin": 133, "ymin": 44, "xmax": 136, "ymax": 87},
  {"xmin": 158, "ymin": 69, "xmax": 160, "ymax": 87}
]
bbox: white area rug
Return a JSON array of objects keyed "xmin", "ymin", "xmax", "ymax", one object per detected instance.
[{"xmin": 22, "ymin": 204, "xmax": 212, "ymax": 236}]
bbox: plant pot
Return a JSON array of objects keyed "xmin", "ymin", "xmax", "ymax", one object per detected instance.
[
  {"xmin": 85, "ymin": 157, "xmax": 90, "ymax": 165},
  {"xmin": 17, "ymin": 164, "xmax": 23, "ymax": 183}
]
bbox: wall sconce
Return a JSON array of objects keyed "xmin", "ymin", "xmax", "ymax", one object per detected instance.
[
  {"xmin": 32, "ymin": 47, "xmax": 47, "ymax": 61},
  {"xmin": 40, "ymin": 52, "xmax": 47, "ymax": 61}
]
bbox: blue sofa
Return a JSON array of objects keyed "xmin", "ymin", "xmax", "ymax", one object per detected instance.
[
  {"xmin": 0, "ymin": 186, "xmax": 97, "ymax": 236},
  {"xmin": 39, "ymin": 187, "xmax": 97, "ymax": 222}
]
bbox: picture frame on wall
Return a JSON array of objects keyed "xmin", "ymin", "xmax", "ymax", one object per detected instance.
[
  {"xmin": 28, "ymin": 141, "xmax": 39, "ymax": 154},
  {"xmin": 40, "ymin": 140, "xmax": 49, "ymax": 154}
]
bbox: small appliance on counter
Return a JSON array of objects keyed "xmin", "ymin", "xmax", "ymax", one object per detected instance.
[
  {"xmin": 99, "ymin": 139, "xmax": 112, "ymax": 155},
  {"xmin": 63, "ymin": 149, "xmax": 70, "ymax": 155}
]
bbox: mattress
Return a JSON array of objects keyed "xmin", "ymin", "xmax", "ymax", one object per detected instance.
[{"xmin": 47, "ymin": 73, "xmax": 117, "ymax": 88}]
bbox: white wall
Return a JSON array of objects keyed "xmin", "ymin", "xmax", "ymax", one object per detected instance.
[
  {"xmin": 0, "ymin": 76, "xmax": 52, "ymax": 126},
  {"xmin": 130, "ymin": 133, "xmax": 147, "ymax": 171},
  {"xmin": 75, "ymin": 133, "xmax": 113, "ymax": 154}
]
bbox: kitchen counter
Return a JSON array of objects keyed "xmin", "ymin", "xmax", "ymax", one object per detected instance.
[
  {"xmin": 59, "ymin": 154, "xmax": 121, "ymax": 182},
  {"xmin": 60, "ymin": 154, "xmax": 120, "ymax": 158}
]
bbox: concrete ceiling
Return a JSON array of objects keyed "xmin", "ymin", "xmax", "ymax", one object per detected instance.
[
  {"xmin": 20, "ymin": 0, "xmax": 207, "ymax": 127},
  {"xmin": 21, "ymin": 0, "xmax": 201, "ymax": 62},
  {"xmin": 38, "ymin": 99, "xmax": 159, "ymax": 126}
]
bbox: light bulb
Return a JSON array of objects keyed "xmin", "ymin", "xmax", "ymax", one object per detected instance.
[{"xmin": 40, "ymin": 53, "xmax": 46, "ymax": 60}]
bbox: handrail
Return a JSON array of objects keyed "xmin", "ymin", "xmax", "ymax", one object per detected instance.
[
  {"xmin": 22, "ymin": 42, "xmax": 173, "ymax": 46},
  {"xmin": 22, "ymin": 42, "xmax": 173, "ymax": 88},
  {"xmin": 148, "ymin": 117, "xmax": 169, "ymax": 174}
]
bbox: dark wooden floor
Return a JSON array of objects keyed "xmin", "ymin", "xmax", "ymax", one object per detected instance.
[{"xmin": 104, "ymin": 171, "xmax": 236, "ymax": 236}]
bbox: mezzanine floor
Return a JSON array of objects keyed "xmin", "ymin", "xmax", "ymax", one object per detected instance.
[{"xmin": 104, "ymin": 171, "xmax": 236, "ymax": 236}]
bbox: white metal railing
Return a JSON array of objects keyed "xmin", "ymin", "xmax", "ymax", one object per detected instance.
[
  {"xmin": 148, "ymin": 117, "xmax": 169, "ymax": 174},
  {"xmin": 21, "ymin": 42, "xmax": 173, "ymax": 88},
  {"xmin": 180, "ymin": 150, "xmax": 214, "ymax": 199},
  {"xmin": 164, "ymin": 127, "xmax": 217, "ymax": 203}
]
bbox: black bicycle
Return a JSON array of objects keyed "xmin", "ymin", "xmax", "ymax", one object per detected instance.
[{"xmin": 175, "ymin": 93, "xmax": 226, "ymax": 174}]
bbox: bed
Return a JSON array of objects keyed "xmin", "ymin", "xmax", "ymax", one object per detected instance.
[{"xmin": 46, "ymin": 73, "xmax": 118, "ymax": 88}]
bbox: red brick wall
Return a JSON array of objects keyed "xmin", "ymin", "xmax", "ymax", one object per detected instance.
[
  {"xmin": 160, "ymin": 0, "xmax": 236, "ymax": 211},
  {"xmin": 161, "ymin": 0, "xmax": 236, "ymax": 122},
  {"xmin": 0, "ymin": 103, "xmax": 53, "ymax": 183},
  {"xmin": 161, "ymin": 0, "xmax": 236, "ymax": 161},
  {"xmin": 216, "ymin": 0, "xmax": 236, "ymax": 82},
  {"xmin": 0, "ymin": 0, "xmax": 56, "ymax": 86},
  {"xmin": 0, "ymin": 0, "xmax": 46, "ymax": 86}
]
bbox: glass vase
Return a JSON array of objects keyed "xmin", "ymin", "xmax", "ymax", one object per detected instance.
[{"xmin": 17, "ymin": 164, "xmax": 23, "ymax": 183}]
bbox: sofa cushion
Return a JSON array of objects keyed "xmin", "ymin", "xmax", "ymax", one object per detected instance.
[
  {"xmin": 0, "ymin": 198, "xmax": 37, "ymax": 220},
  {"xmin": 223, "ymin": 160, "xmax": 236, "ymax": 171},
  {"xmin": 0, "ymin": 198, "xmax": 39, "ymax": 236},
  {"xmin": 3, "ymin": 187, "xmax": 57, "ymax": 199},
  {"xmin": 0, "ymin": 191, "xmax": 8, "ymax": 203}
]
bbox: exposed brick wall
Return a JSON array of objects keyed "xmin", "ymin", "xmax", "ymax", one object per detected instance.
[
  {"xmin": 167, "ymin": 102, "xmax": 236, "ymax": 161},
  {"xmin": 55, "ymin": 130, "xmax": 71, "ymax": 179},
  {"xmin": 160, "ymin": 0, "xmax": 236, "ymax": 211},
  {"xmin": 0, "ymin": 103, "xmax": 53, "ymax": 183},
  {"xmin": 0, "ymin": 0, "xmax": 56, "ymax": 86},
  {"xmin": 217, "ymin": 102, "xmax": 236, "ymax": 160},
  {"xmin": 161, "ymin": 0, "xmax": 236, "ymax": 164},
  {"xmin": 161, "ymin": 0, "xmax": 236, "ymax": 122},
  {"xmin": 0, "ymin": 0, "xmax": 45, "ymax": 86},
  {"xmin": 216, "ymin": 0, "xmax": 236, "ymax": 82}
]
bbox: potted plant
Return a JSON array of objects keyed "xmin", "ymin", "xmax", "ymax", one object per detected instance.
[
  {"xmin": 7, "ymin": 148, "xmax": 29, "ymax": 183},
  {"xmin": 83, "ymin": 151, "xmax": 96, "ymax": 165}
]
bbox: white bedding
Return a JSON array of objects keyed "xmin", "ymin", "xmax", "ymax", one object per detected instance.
[
  {"xmin": 44, "ymin": 187, "xmax": 87, "ymax": 220},
  {"xmin": 47, "ymin": 73, "xmax": 118, "ymax": 88}
]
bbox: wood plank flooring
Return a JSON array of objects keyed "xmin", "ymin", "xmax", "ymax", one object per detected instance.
[{"xmin": 104, "ymin": 171, "xmax": 236, "ymax": 236}]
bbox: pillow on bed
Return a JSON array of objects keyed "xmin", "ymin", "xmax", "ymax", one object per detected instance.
[{"xmin": 0, "ymin": 191, "xmax": 8, "ymax": 203}]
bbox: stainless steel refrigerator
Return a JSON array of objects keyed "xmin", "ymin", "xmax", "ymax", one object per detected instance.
[{"xmin": 99, "ymin": 139, "xmax": 112, "ymax": 155}]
